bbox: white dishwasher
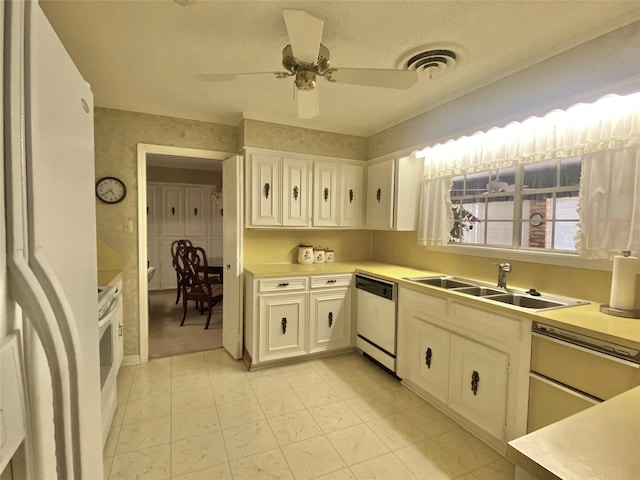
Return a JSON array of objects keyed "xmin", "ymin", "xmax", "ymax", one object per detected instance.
[{"xmin": 355, "ymin": 274, "xmax": 398, "ymax": 373}]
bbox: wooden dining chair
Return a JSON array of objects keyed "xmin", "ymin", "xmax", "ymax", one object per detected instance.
[
  {"xmin": 178, "ymin": 245, "xmax": 223, "ymax": 329},
  {"xmin": 171, "ymin": 239, "xmax": 193, "ymax": 305}
]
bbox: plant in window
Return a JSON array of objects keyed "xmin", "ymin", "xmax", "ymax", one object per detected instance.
[{"xmin": 450, "ymin": 205, "xmax": 477, "ymax": 242}]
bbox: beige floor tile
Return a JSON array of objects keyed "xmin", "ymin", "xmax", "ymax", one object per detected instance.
[
  {"xmin": 116, "ymin": 416, "xmax": 171, "ymax": 454},
  {"xmin": 349, "ymin": 452, "xmax": 418, "ymax": 479},
  {"xmin": 103, "ymin": 454, "xmax": 113, "ymax": 480},
  {"xmin": 172, "ymin": 406, "xmax": 221, "ymax": 441},
  {"xmin": 312, "ymin": 468, "xmax": 357, "ymax": 480},
  {"xmin": 204, "ymin": 348, "xmax": 243, "ymax": 371},
  {"xmin": 294, "ymin": 382, "xmax": 341, "ymax": 408},
  {"xmin": 257, "ymin": 388, "xmax": 306, "ymax": 418},
  {"xmin": 376, "ymin": 385, "xmax": 426, "ymax": 411},
  {"xmin": 135, "ymin": 358, "xmax": 172, "ymax": 382},
  {"xmin": 171, "ymin": 431, "xmax": 228, "ymax": 477},
  {"xmin": 401, "ymin": 404, "xmax": 459, "ymax": 438},
  {"xmin": 281, "ymin": 436, "xmax": 346, "ymax": 480},
  {"xmin": 281, "ymin": 366, "xmax": 326, "ymax": 388},
  {"xmin": 104, "ymin": 424, "xmax": 121, "ymax": 458},
  {"xmin": 366, "ymin": 414, "xmax": 427, "ymax": 449},
  {"xmin": 172, "ymin": 462, "xmax": 233, "ymax": 480},
  {"xmin": 248, "ymin": 371, "xmax": 291, "ymax": 396},
  {"xmin": 468, "ymin": 458, "xmax": 515, "ymax": 480},
  {"xmin": 394, "ymin": 439, "xmax": 467, "ymax": 480},
  {"xmin": 213, "ymin": 377, "xmax": 256, "ymax": 404},
  {"xmin": 172, "ymin": 386, "xmax": 215, "ymax": 414},
  {"xmin": 111, "ymin": 404, "xmax": 126, "ymax": 428},
  {"xmin": 222, "ymin": 420, "xmax": 279, "ymax": 460},
  {"xmin": 229, "ymin": 448, "xmax": 294, "ymax": 480},
  {"xmin": 344, "ymin": 392, "xmax": 396, "ymax": 423},
  {"xmin": 208, "ymin": 366, "xmax": 248, "ymax": 387},
  {"xmin": 308, "ymin": 400, "xmax": 363, "ymax": 433},
  {"xmin": 328, "ymin": 376, "xmax": 379, "ymax": 400},
  {"xmin": 122, "ymin": 394, "xmax": 171, "ymax": 424},
  {"xmin": 216, "ymin": 396, "xmax": 265, "ymax": 429},
  {"xmin": 267, "ymin": 410, "xmax": 323, "ymax": 446},
  {"xmin": 117, "ymin": 365, "xmax": 136, "ymax": 386},
  {"xmin": 128, "ymin": 377, "xmax": 172, "ymax": 402},
  {"xmin": 171, "ymin": 352, "xmax": 208, "ymax": 376},
  {"xmin": 117, "ymin": 380, "xmax": 132, "ymax": 405},
  {"xmin": 171, "ymin": 371, "xmax": 212, "ymax": 392},
  {"xmin": 432, "ymin": 428, "xmax": 501, "ymax": 471},
  {"xmin": 109, "ymin": 443, "xmax": 171, "ymax": 480},
  {"xmin": 326, "ymin": 423, "xmax": 389, "ymax": 465}
]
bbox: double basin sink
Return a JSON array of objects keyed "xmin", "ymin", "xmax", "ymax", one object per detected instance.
[{"xmin": 403, "ymin": 276, "xmax": 589, "ymax": 311}]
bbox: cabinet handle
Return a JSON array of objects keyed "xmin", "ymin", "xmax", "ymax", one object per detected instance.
[
  {"xmin": 171, "ymin": 207, "xmax": 175, "ymax": 216},
  {"xmin": 425, "ymin": 347, "xmax": 432, "ymax": 368},
  {"xmin": 277, "ymin": 282, "xmax": 289, "ymax": 287},
  {"xmin": 194, "ymin": 207, "xmax": 198, "ymax": 216},
  {"xmin": 376, "ymin": 188, "xmax": 381, "ymax": 203},
  {"xmin": 328, "ymin": 312, "xmax": 333, "ymax": 327},
  {"xmin": 264, "ymin": 183, "xmax": 270, "ymax": 199},
  {"xmin": 323, "ymin": 187, "xmax": 329, "ymax": 201},
  {"xmin": 147, "ymin": 206, "xmax": 149, "ymax": 215},
  {"xmin": 281, "ymin": 317, "xmax": 287, "ymax": 334},
  {"xmin": 326, "ymin": 279, "xmax": 336, "ymax": 284},
  {"xmin": 471, "ymin": 370, "xmax": 480, "ymax": 396},
  {"xmin": 293, "ymin": 185, "xmax": 299, "ymax": 201},
  {"xmin": 349, "ymin": 189, "xmax": 354, "ymax": 203},
  {"xmin": 118, "ymin": 324, "xmax": 123, "ymax": 336}
]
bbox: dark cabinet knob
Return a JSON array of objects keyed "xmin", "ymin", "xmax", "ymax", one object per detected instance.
[
  {"xmin": 376, "ymin": 188, "xmax": 381, "ymax": 203},
  {"xmin": 349, "ymin": 189, "xmax": 354, "ymax": 203},
  {"xmin": 293, "ymin": 186, "xmax": 299, "ymax": 201},
  {"xmin": 471, "ymin": 370, "xmax": 480, "ymax": 396},
  {"xmin": 171, "ymin": 207, "xmax": 175, "ymax": 216},
  {"xmin": 194, "ymin": 207, "xmax": 198, "ymax": 216},
  {"xmin": 281, "ymin": 317, "xmax": 287, "ymax": 334},
  {"xmin": 425, "ymin": 347, "xmax": 432, "ymax": 368},
  {"xmin": 264, "ymin": 183, "xmax": 270, "ymax": 199},
  {"xmin": 277, "ymin": 282, "xmax": 289, "ymax": 287},
  {"xmin": 323, "ymin": 187, "xmax": 329, "ymax": 201},
  {"xmin": 328, "ymin": 312, "xmax": 333, "ymax": 327}
]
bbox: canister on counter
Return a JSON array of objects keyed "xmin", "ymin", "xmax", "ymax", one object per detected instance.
[
  {"xmin": 297, "ymin": 243, "xmax": 314, "ymax": 264},
  {"xmin": 325, "ymin": 249, "xmax": 334, "ymax": 262},
  {"xmin": 314, "ymin": 247, "xmax": 325, "ymax": 263}
]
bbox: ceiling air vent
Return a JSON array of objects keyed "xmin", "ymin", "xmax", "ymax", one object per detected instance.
[{"xmin": 397, "ymin": 44, "xmax": 466, "ymax": 79}]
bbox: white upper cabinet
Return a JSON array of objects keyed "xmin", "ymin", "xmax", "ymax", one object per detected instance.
[
  {"xmin": 366, "ymin": 156, "xmax": 423, "ymax": 230},
  {"xmin": 282, "ymin": 157, "xmax": 311, "ymax": 226},
  {"xmin": 249, "ymin": 154, "xmax": 282, "ymax": 226},
  {"xmin": 313, "ymin": 162, "xmax": 340, "ymax": 227},
  {"xmin": 339, "ymin": 164, "xmax": 364, "ymax": 227}
]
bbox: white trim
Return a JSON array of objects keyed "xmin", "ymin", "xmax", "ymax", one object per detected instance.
[
  {"xmin": 136, "ymin": 143, "xmax": 232, "ymax": 364},
  {"xmin": 122, "ymin": 354, "xmax": 141, "ymax": 367},
  {"xmin": 242, "ymin": 146, "xmax": 366, "ymax": 165}
]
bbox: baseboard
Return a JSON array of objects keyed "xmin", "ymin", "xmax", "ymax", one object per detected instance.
[{"xmin": 122, "ymin": 354, "xmax": 141, "ymax": 366}]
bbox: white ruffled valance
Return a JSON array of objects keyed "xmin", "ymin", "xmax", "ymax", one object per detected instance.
[{"xmin": 418, "ymin": 93, "xmax": 640, "ymax": 179}]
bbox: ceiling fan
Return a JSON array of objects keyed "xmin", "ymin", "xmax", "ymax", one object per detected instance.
[{"xmin": 196, "ymin": 9, "xmax": 419, "ymax": 119}]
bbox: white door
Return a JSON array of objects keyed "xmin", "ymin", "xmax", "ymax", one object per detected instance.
[{"xmin": 223, "ymin": 155, "xmax": 243, "ymax": 359}]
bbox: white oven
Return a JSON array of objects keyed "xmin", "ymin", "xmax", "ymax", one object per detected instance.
[{"xmin": 97, "ymin": 280, "xmax": 123, "ymax": 444}]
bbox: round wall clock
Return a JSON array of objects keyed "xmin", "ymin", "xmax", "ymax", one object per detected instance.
[
  {"xmin": 95, "ymin": 176, "xmax": 127, "ymax": 204},
  {"xmin": 529, "ymin": 213, "xmax": 544, "ymax": 226}
]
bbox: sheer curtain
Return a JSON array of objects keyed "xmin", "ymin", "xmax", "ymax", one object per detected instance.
[{"xmin": 416, "ymin": 92, "xmax": 640, "ymax": 254}]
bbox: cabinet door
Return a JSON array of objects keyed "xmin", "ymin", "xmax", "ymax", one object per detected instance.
[
  {"xmin": 309, "ymin": 288, "xmax": 350, "ymax": 352},
  {"xmin": 160, "ymin": 239, "xmax": 178, "ymax": 291},
  {"xmin": 209, "ymin": 189, "xmax": 223, "ymax": 236},
  {"xmin": 282, "ymin": 157, "xmax": 310, "ymax": 226},
  {"xmin": 340, "ymin": 164, "xmax": 364, "ymax": 227},
  {"xmin": 185, "ymin": 186, "xmax": 210, "ymax": 236},
  {"xmin": 147, "ymin": 239, "xmax": 161, "ymax": 291},
  {"xmin": 259, "ymin": 293, "xmax": 307, "ymax": 361},
  {"xmin": 313, "ymin": 163, "xmax": 339, "ymax": 227},
  {"xmin": 366, "ymin": 159, "xmax": 394, "ymax": 229},
  {"xmin": 448, "ymin": 335, "xmax": 509, "ymax": 440},
  {"xmin": 162, "ymin": 186, "xmax": 185, "ymax": 236},
  {"xmin": 146, "ymin": 184, "xmax": 162, "ymax": 237},
  {"xmin": 409, "ymin": 318, "xmax": 450, "ymax": 404},
  {"xmin": 250, "ymin": 154, "xmax": 281, "ymax": 226}
]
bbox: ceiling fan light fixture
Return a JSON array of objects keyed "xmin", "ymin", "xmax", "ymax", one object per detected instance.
[{"xmin": 295, "ymin": 70, "xmax": 316, "ymax": 90}]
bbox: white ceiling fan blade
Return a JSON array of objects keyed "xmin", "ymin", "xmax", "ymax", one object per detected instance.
[
  {"xmin": 196, "ymin": 72, "xmax": 290, "ymax": 82},
  {"xmin": 282, "ymin": 9, "xmax": 324, "ymax": 64},
  {"xmin": 297, "ymin": 89, "xmax": 319, "ymax": 119},
  {"xmin": 326, "ymin": 68, "xmax": 418, "ymax": 89}
]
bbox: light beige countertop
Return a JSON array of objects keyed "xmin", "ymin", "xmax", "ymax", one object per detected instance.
[
  {"xmin": 98, "ymin": 269, "xmax": 122, "ymax": 287},
  {"xmin": 506, "ymin": 385, "xmax": 640, "ymax": 480}
]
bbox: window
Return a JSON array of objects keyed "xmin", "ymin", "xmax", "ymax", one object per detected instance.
[{"xmin": 450, "ymin": 158, "xmax": 582, "ymax": 251}]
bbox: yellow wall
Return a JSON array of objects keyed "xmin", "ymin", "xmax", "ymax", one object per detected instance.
[
  {"xmin": 371, "ymin": 231, "xmax": 640, "ymax": 308},
  {"xmin": 244, "ymin": 229, "xmax": 372, "ymax": 264}
]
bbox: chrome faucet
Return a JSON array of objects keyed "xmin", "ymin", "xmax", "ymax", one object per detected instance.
[{"xmin": 496, "ymin": 262, "xmax": 511, "ymax": 289}]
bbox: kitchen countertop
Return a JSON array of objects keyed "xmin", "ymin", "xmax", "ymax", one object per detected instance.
[
  {"xmin": 506, "ymin": 385, "xmax": 640, "ymax": 480},
  {"xmin": 98, "ymin": 269, "xmax": 122, "ymax": 286}
]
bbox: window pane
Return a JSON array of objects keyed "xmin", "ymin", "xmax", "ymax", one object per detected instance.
[
  {"xmin": 486, "ymin": 221, "xmax": 513, "ymax": 246},
  {"xmin": 488, "ymin": 168, "xmax": 516, "ymax": 192},
  {"xmin": 553, "ymin": 222, "xmax": 578, "ymax": 250},
  {"xmin": 466, "ymin": 172, "xmax": 491, "ymax": 196},
  {"xmin": 522, "ymin": 193, "xmax": 552, "ymax": 223},
  {"xmin": 555, "ymin": 196, "xmax": 579, "ymax": 220},
  {"xmin": 559, "ymin": 158, "xmax": 582, "ymax": 187},
  {"xmin": 523, "ymin": 162, "xmax": 557, "ymax": 189},
  {"xmin": 521, "ymin": 220, "xmax": 551, "ymax": 249},
  {"xmin": 488, "ymin": 196, "xmax": 514, "ymax": 220},
  {"xmin": 451, "ymin": 175, "xmax": 465, "ymax": 198}
]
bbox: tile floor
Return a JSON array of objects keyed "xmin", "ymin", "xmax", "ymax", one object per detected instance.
[{"xmin": 104, "ymin": 350, "xmax": 515, "ymax": 480}]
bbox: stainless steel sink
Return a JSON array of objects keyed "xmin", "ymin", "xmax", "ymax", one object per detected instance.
[
  {"xmin": 403, "ymin": 275, "xmax": 589, "ymax": 311},
  {"xmin": 404, "ymin": 276, "xmax": 476, "ymax": 289}
]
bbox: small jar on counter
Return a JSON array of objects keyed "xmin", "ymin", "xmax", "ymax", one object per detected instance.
[
  {"xmin": 313, "ymin": 247, "xmax": 325, "ymax": 264},
  {"xmin": 297, "ymin": 243, "xmax": 314, "ymax": 264},
  {"xmin": 325, "ymin": 249, "xmax": 334, "ymax": 262}
]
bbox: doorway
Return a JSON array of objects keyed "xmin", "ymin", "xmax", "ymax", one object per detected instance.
[{"xmin": 136, "ymin": 144, "xmax": 236, "ymax": 362}]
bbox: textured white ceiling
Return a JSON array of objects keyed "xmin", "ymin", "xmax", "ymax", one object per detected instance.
[{"xmin": 40, "ymin": 1, "xmax": 640, "ymax": 136}]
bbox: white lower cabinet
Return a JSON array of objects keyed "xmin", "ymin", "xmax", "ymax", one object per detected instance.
[
  {"xmin": 260, "ymin": 293, "xmax": 307, "ymax": 361},
  {"xmin": 245, "ymin": 273, "xmax": 353, "ymax": 367},
  {"xmin": 409, "ymin": 319, "xmax": 450, "ymax": 404}
]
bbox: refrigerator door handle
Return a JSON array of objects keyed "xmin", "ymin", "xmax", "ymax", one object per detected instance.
[{"xmin": 7, "ymin": 250, "xmax": 77, "ymax": 479}]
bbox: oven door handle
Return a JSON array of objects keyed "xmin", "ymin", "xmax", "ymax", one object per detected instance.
[
  {"xmin": 529, "ymin": 372, "xmax": 601, "ymax": 405},
  {"xmin": 531, "ymin": 332, "xmax": 640, "ymax": 368}
]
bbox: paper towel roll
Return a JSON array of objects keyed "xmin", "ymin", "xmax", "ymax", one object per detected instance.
[{"xmin": 610, "ymin": 254, "xmax": 638, "ymax": 310}]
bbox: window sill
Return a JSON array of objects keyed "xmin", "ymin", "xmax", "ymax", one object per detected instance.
[{"xmin": 427, "ymin": 243, "xmax": 615, "ymax": 272}]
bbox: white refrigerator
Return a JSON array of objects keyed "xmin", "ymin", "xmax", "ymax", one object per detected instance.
[{"xmin": 1, "ymin": 1, "xmax": 104, "ymax": 479}]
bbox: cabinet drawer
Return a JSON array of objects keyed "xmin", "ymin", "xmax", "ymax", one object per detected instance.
[
  {"xmin": 531, "ymin": 335, "xmax": 640, "ymax": 400},
  {"xmin": 450, "ymin": 302, "xmax": 522, "ymax": 341},
  {"xmin": 258, "ymin": 276, "xmax": 308, "ymax": 293},
  {"xmin": 399, "ymin": 287, "xmax": 447, "ymax": 317},
  {"xmin": 310, "ymin": 274, "xmax": 352, "ymax": 289}
]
